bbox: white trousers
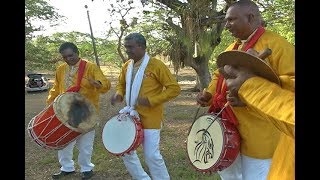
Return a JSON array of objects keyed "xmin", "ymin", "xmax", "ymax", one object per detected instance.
[
  {"xmin": 218, "ymin": 154, "xmax": 271, "ymax": 180},
  {"xmin": 122, "ymin": 129, "xmax": 170, "ymax": 180},
  {"xmin": 57, "ymin": 130, "xmax": 95, "ymax": 173}
]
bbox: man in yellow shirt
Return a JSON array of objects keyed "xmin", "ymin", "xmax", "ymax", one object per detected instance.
[
  {"xmin": 196, "ymin": 0, "xmax": 294, "ymax": 179},
  {"xmin": 111, "ymin": 32, "xmax": 181, "ymax": 180},
  {"xmin": 47, "ymin": 42, "xmax": 111, "ymax": 179},
  {"xmin": 220, "ymin": 64, "xmax": 294, "ymax": 180}
]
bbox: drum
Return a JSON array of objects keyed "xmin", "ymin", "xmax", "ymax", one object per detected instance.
[
  {"xmin": 102, "ymin": 114, "xmax": 144, "ymax": 156},
  {"xmin": 186, "ymin": 113, "xmax": 240, "ymax": 173},
  {"xmin": 27, "ymin": 92, "xmax": 98, "ymax": 150}
]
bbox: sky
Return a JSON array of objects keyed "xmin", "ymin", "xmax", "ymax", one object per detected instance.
[{"xmin": 33, "ymin": 0, "xmax": 131, "ymax": 38}]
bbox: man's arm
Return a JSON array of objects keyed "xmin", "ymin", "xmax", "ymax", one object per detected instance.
[{"xmin": 220, "ymin": 65, "xmax": 294, "ymax": 138}]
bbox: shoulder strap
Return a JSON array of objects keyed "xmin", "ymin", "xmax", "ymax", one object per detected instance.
[
  {"xmin": 208, "ymin": 27, "xmax": 265, "ymax": 126},
  {"xmin": 232, "ymin": 26, "xmax": 265, "ymax": 51},
  {"xmin": 66, "ymin": 60, "xmax": 87, "ymax": 92}
]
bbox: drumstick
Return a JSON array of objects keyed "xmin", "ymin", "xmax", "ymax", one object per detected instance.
[
  {"xmin": 83, "ymin": 77, "xmax": 90, "ymax": 81},
  {"xmin": 205, "ymin": 101, "xmax": 230, "ymax": 131},
  {"xmin": 258, "ymin": 48, "xmax": 272, "ymax": 60},
  {"xmin": 192, "ymin": 88, "xmax": 207, "ymax": 123}
]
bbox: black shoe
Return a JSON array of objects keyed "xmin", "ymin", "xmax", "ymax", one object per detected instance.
[
  {"xmin": 52, "ymin": 171, "xmax": 75, "ymax": 179},
  {"xmin": 81, "ymin": 170, "xmax": 94, "ymax": 180}
]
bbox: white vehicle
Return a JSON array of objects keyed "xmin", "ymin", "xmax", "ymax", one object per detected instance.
[{"xmin": 25, "ymin": 73, "xmax": 50, "ymax": 93}]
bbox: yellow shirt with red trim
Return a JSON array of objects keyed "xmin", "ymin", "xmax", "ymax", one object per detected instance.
[
  {"xmin": 46, "ymin": 59, "xmax": 111, "ymax": 112},
  {"xmin": 115, "ymin": 57, "xmax": 181, "ymax": 129},
  {"xmin": 206, "ymin": 29, "xmax": 294, "ymax": 159}
]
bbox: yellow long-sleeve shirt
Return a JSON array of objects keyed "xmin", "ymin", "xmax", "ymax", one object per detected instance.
[
  {"xmin": 239, "ymin": 77, "xmax": 294, "ymax": 180},
  {"xmin": 207, "ymin": 29, "xmax": 295, "ymax": 159},
  {"xmin": 116, "ymin": 57, "xmax": 181, "ymax": 129},
  {"xmin": 47, "ymin": 59, "xmax": 111, "ymax": 112}
]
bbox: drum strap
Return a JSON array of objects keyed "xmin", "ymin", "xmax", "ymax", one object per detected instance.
[
  {"xmin": 208, "ymin": 26, "xmax": 265, "ymax": 126},
  {"xmin": 66, "ymin": 60, "xmax": 87, "ymax": 92},
  {"xmin": 233, "ymin": 26, "xmax": 265, "ymax": 51}
]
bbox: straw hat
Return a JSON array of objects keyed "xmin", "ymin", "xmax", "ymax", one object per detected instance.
[{"xmin": 216, "ymin": 49, "xmax": 281, "ymax": 85}]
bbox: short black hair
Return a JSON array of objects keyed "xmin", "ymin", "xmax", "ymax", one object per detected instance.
[
  {"xmin": 59, "ymin": 42, "xmax": 79, "ymax": 54},
  {"xmin": 124, "ymin": 33, "xmax": 147, "ymax": 49}
]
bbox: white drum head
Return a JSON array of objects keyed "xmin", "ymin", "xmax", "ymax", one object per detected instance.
[
  {"xmin": 102, "ymin": 114, "xmax": 137, "ymax": 154},
  {"xmin": 187, "ymin": 114, "xmax": 224, "ymax": 171}
]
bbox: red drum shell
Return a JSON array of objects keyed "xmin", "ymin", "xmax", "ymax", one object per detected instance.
[{"xmin": 27, "ymin": 92, "xmax": 98, "ymax": 150}]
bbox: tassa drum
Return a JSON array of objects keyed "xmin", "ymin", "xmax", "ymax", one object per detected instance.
[
  {"xmin": 186, "ymin": 113, "xmax": 240, "ymax": 172},
  {"xmin": 27, "ymin": 92, "xmax": 98, "ymax": 150},
  {"xmin": 102, "ymin": 114, "xmax": 144, "ymax": 156}
]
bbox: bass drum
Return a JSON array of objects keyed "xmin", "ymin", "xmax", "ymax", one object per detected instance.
[{"xmin": 27, "ymin": 92, "xmax": 98, "ymax": 150}]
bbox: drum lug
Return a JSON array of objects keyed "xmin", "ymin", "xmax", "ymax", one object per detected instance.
[
  {"xmin": 220, "ymin": 118, "xmax": 228, "ymax": 121},
  {"xmin": 226, "ymin": 145, "xmax": 236, "ymax": 149},
  {"xmin": 225, "ymin": 130, "xmax": 234, "ymax": 134}
]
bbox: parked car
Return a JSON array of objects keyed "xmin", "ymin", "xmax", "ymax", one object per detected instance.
[{"xmin": 25, "ymin": 73, "xmax": 50, "ymax": 93}]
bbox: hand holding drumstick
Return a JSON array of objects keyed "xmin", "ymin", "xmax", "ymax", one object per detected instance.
[
  {"xmin": 83, "ymin": 77, "xmax": 102, "ymax": 89},
  {"xmin": 192, "ymin": 88, "xmax": 210, "ymax": 124},
  {"xmin": 196, "ymin": 88, "xmax": 212, "ymax": 107},
  {"xmin": 220, "ymin": 66, "xmax": 253, "ymax": 107}
]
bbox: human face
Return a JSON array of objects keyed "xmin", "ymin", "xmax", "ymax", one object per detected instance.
[
  {"xmin": 224, "ymin": 6, "xmax": 252, "ymax": 40},
  {"xmin": 60, "ymin": 48, "xmax": 80, "ymax": 66},
  {"xmin": 124, "ymin": 39, "xmax": 145, "ymax": 62}
]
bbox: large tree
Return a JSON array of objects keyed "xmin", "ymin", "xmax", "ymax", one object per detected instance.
[
  {"xmin": 139, "ymin": 0, "xmax": 233, "ymax": 90},
  {"xmin": 139, "ymin": 0, "xmax": 294, "ymax": 90},
  {"xmin": 93, "ymin": 0, "xmax": 294, "ymax": 90}
]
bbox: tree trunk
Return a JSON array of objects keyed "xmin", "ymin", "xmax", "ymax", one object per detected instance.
[{"xmin": 192, "ymin": 56, "xmax": 212, "ymax": 91}]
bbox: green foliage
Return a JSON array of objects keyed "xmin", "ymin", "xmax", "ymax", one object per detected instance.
[
  {"xmin": 25, "ymin": 0, "xmax": 294, "ymax": 73},
  {"xmin": 129, "ymin": 10, "xmax": 172, "ymax": 57},
  {"xmin": 256, "ymin": 0, "xmax": 295, "ymax": 44},
  {"xmin": 25, "ymin": 0, "xmax": 64, "ymax": 39},
  {"xmin": 25, "ymin": 38, "xmax": 57, "ymax": 71},
  {"xmin": 209, "ymin": 30, "xmax": 234, "ymax": 72},
  {"xmin": 25, "ymin": 31, "xmax": 121, "ymax": 71}
]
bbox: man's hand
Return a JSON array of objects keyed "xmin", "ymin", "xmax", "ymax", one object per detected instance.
[
  {"xmin": 196, "ymin": 90, "xmax": 212, "ymax": 107},
  {"xmin": 85, "ymin": 77, "xmax": 102, "ymax": 89},
  {"xmin": 111, "ymin": 94, "xmax": 123, "ymax": 106},
  {"xmin": 226, "ymin": 90, "xmax": 246, "ymax": 107},
  {"xmin": 137, "ymin": 97, "xmax": 151, "ymax": 107},
  {"xmin": 219, "ymin": 65, "xmax": 255, "ymax": 106}
]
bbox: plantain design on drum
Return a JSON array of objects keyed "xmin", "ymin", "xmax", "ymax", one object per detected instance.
[{"xmin": 193, "ymin": 128, "xmax": 215, "ymax": 164}]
